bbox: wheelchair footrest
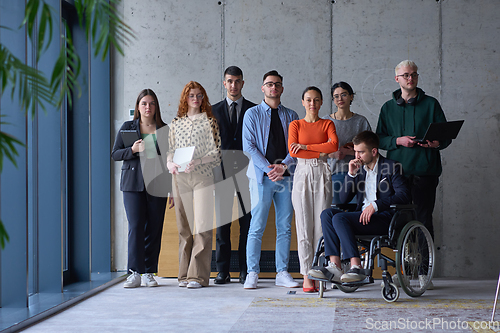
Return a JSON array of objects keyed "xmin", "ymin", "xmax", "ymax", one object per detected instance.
[
  {"xmin": 340, "ymin": 276, "xmax": 374, "ymax": 287},
  {"xmin": 307, "ymin": 275, "xmax": 329, "ymax": 283}
]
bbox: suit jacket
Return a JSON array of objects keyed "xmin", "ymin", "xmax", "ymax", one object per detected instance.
[
  {"xmin": 340, "ymin": 155, "xmax": 410, "ymax": 213},
  {"xmin": 212, "ymin": 97, "xmax": 256, "ymax": 181},
  {"xmin": 111, "ymin": 118, "xmax": 171, "ymax": 194}
]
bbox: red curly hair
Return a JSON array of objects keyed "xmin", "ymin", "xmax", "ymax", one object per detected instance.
[{"xmin": 177, "ymin": 81, "xmax": 213, "ymax": 118}]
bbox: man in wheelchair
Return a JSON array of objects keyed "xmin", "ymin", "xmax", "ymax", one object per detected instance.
[{"xmin": 308, "ymin": 130, "xmax": 410, "ymax": 284}]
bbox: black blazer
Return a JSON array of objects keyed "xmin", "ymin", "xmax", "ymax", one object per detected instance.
[
  {"xmin": 340, "ymin": 155, "xmax": 410, "ymax": 212},
  {"xmin": 212, "ymin": 97, "xmax": 256, "ymax": 181},
  {"xmin": 111, "ymin": 119, "xmax": 171, "ymax": 194}
]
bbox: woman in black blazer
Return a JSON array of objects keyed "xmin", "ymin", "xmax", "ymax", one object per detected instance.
[{"xmin": 112, "ymin": 88, "xmax": 173, "ymax": 288}]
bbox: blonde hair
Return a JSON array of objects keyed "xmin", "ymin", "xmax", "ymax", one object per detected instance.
[{"xmin": 395, "ymin": 60, "xmax": 418, "ymax": 76}]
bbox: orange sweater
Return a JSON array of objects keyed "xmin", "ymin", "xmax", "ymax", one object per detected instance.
[{"xmin": 288, "ymin": 119, "xmax": 338, "ymax": 159}]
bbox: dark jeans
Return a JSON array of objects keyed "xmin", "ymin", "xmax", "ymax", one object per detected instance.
[
  {"xmin": 123, "ymin": 190, "xmax": 167, "ymax": 274},
  {"xmin": 320, "ymin": 208, "xmax": 392, "ymax": 260},
  {"xmin": 408, "ymin": 175, "xmax": 439, "ymax": 239}
]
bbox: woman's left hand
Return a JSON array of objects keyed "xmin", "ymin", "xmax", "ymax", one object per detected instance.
[{"xmin": 290, "ymin": 142, "xmax": 306, "ymax": 154}]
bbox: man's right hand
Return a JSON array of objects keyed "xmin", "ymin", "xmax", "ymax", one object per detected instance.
[
  {"xmin": 396, "ymin": 136, "xmax": 416, "ymax": 147},
  {"xmin": 348, "ymin": 158, "xmax": 362, "ymax": 176}
]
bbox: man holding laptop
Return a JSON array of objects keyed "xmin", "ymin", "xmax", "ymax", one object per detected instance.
[{"xmin": 376, "ymin": 60, "xmax": 451, "ymax": 241}]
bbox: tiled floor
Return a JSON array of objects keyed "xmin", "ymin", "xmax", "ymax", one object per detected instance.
[{"xmin": 18, "ymin": 277, "xmax": 500, "ymax": 332}]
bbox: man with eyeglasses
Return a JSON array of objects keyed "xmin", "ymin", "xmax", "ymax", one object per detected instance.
[
  {"xmin": 376, "ymin": 60, "xmax": 451, "ymax": 249},
  {"xmin": 242, "ymin": 70, "xmax": 300, "ymax": 289},
  {"xmin": 212, "ymin": 66, "xmax": 256, "ymax": 285}
]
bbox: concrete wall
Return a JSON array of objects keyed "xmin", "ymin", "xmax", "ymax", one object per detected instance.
[{"xmin": 111, "ymin": 0, "xmax": 500, "ymax": 278}]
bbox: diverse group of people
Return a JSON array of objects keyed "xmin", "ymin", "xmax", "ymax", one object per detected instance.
[{"xmin": 112, "ymin": 59, "xmax": 450, "ymax": 292}]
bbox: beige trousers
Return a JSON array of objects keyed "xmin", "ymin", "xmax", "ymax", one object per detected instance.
[
  {"xmin": 291, "ymin": 158, "xmax": 332, "ymax": 275},
  {"xmin": 173, "ymin": 172, "xmax": 214, "ymax": 286}
]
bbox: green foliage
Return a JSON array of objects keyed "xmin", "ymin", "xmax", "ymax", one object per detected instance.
[
  {"xmin": 0, "ymin": 0, "xmax": 135, "ymax": 248},
  {"xmin": 0, "ymin": 220, "xmax": 9, "ymax": 249}
]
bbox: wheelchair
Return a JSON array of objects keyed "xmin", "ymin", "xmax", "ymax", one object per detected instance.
[{"xmin": 308, "ymin": 204, "xmax": 435, "ymax": 302}]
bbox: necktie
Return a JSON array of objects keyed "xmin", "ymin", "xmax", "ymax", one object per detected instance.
[{"xmin": 230, "ymin": 102, "xmax": 237, "ymax": 132}]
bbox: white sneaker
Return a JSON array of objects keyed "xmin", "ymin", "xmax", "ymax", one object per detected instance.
[
  {"xmin": 275, "ymin": 271, "xmax": 300, "ymax": 288},
  {"xmin": 419, "ymin": 275, "xmax": 434, "ymax": 290},
  {"xmin": 124, "ymin": 269, "xmax": 141, "ymax": 288},
  {"xmin": 178, "ymin": 280, "xmax": 188, "ymax": 287},
  {"xmin": 142, "ymin": 273, "xmax": 158, "ymax": 287},
  {"xmin": 244, "ymin": 272, "xmax": 258, "ymax": 289},
  {"xmin": 187, "ymin": 281, "xmax": 202, "ymax": 289},
  {"xmin": 308, "ymin": 262, "xmax": 343, "ymax": 283}
]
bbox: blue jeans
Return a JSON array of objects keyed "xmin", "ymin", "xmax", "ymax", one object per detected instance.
[{"xmin": 246, "ymin": 177, "xmax": 294, "ymax": 273}]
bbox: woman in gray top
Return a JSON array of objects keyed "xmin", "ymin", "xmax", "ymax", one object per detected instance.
[{"xmin": 324, "ymin": 82, "xmax": 372, "ymax": 204}]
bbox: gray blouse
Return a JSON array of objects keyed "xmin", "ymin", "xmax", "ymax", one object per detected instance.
[{"xmin": 323, "ymin": 113, "xmax": 372, "ymax": 174}]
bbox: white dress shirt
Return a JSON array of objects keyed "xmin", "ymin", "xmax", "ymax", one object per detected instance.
[{"xmin": 349, "ymin": 156, "xmax": 379, "ymax": 212}]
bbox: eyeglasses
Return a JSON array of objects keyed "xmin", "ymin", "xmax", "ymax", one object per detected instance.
[
  {"xmin": 333, "ymin": 93, "xmax": 350, "ymax": 100},
  {"xmin": 397, "ymin": 72, "xmax": 419, "ymax": 80},
  {"xmin": 188, "ymin": 94, "xmax": 204, "ymax": 100},
  {"xmin": 263, "ymin": 82, "xmax": 282, "ymax": 88}
]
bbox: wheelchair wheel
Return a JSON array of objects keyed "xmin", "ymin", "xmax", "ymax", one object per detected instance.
[
  {"xmin": 395, "ymin": 221, "xmax": 435, "ymax": 297},
  {"xmin": 381, "ymin": 282, "xmax": 399, "ymax": 302}
]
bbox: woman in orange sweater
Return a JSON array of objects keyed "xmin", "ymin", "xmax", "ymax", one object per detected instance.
[{"xmin": 289, "ymin": 86, "xmax": 338, "ymax": 292}]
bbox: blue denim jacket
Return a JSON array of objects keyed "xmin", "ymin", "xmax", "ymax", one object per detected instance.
[{"xmin": 242, "ymin": 100, "xmax": 299, "ymax": 183}]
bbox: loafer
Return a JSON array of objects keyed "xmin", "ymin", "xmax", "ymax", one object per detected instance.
[
  {"xmin": 239, "ymin": 272, "xmax": 247, "ymax": 285},
  {"xmin": 214, "ymin": 272, "xmax": 230, "ymax": 284}
]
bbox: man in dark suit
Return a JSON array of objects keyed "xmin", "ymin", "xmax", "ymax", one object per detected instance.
[
  {"xmin": 308, "ymin": 131, "xmax": 410, "ymax": 283},
  {"xmin": 212, "ymin": 66, "xmax": 256, "ymax": 284}
]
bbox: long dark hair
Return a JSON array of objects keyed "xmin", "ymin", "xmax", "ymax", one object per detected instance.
[{"xmin": 133, "ymin": 88, "xmax": 166, "ymax": 127}]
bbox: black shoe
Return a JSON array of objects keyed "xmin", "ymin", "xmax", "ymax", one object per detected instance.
[
  {"xmin": 239, "ymin": 272, "xmax": 247, "ymax": 284},
  {"xmin": 214, "ymin": 272, "xmax": 230, "ymax": 284}
]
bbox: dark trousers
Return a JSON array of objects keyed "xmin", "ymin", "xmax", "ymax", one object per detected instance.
[
  {"xmin": 409, "ymin": 175, "xmax": 439, "ymax": 239},
  {"xmin": 320, "ymin": 208, "xmax": 392, "ymax": 260},
  {"xmin": 123, "ymin": 190, "xmax": 167, "ymax": 274},
  {"xmin": 214, "ymin": 177, "xmax": 251, "ymax": 275}
]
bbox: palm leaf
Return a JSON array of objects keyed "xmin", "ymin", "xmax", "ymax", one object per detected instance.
[
  {"xmin": 74, "ymin": 0, "xmax": 135, "ymax": 60},
  {"xmin": 0, "ymin": 220, "xmax": 9, "ymax": 249},
  {"xmin": 0, "ymin": 45, "xmax": 53, "ymax": 118}
]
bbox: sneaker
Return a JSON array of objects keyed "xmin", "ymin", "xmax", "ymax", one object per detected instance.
[
  {"xmin": 244, "ymin": 272, "xmax": 259, "ymax": 289},
  {"xmin": 340, "ymin": 265, "xmax": 366, "ymax": 283},
  {"xmin": 123, "ymin": 269, "xmax": 141, "ymax": 288},
  {"xmin": 419, "ymin": 275, "xmax": 434, "ymax": 290},
  {"xmin": 308, "ymin": 262, "xmax": 343, "ymax": 283},
  {"xmin": 178, "ymin": 280, "xmax": 188, "ymax": 287},
  {"xmin": 187, "ymin": 281, "xmax": 202, "ymax": 289},
  {"xmin": 275, "ymin": 271, "xmax": 300, "ymax": 288},
  {"xmin": 142, "ymin": 273, "xmax": 158, "ymax": 287}
]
